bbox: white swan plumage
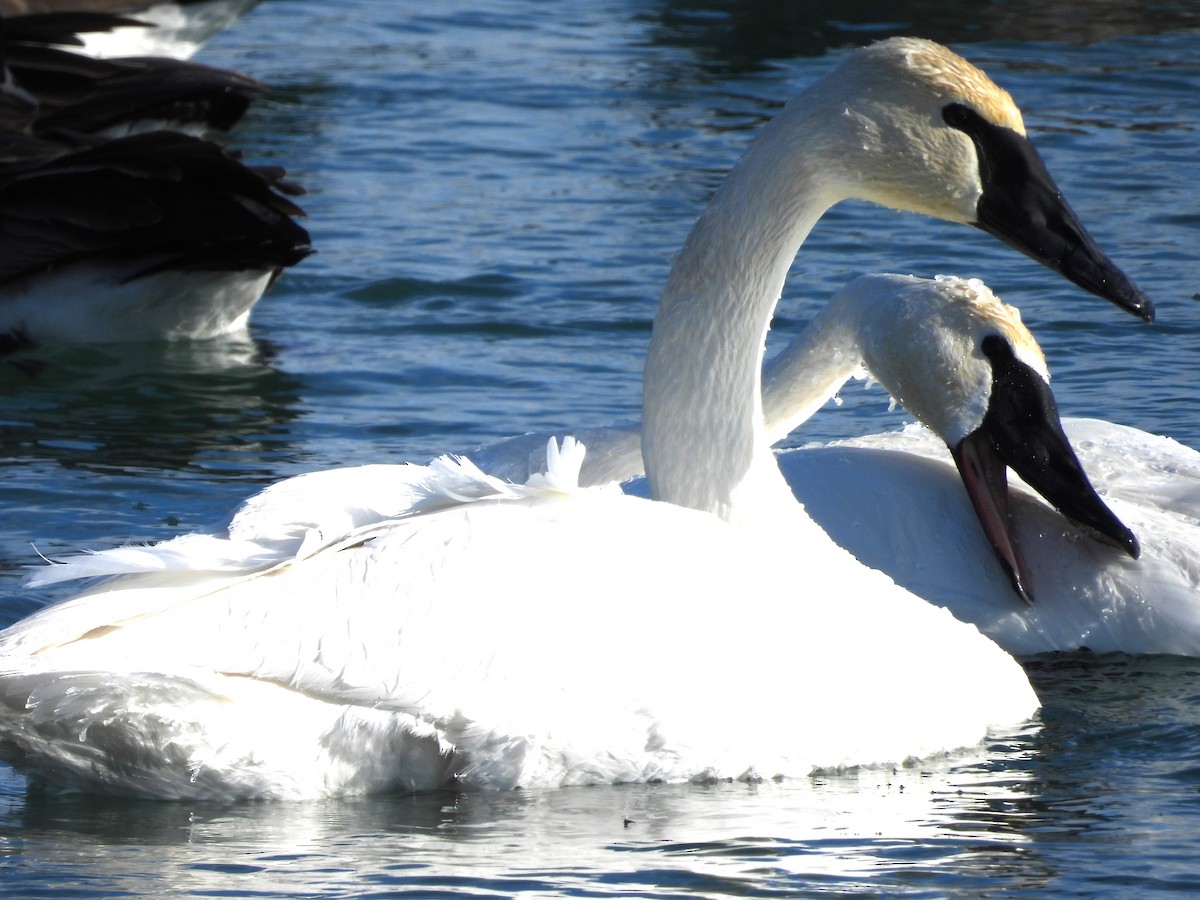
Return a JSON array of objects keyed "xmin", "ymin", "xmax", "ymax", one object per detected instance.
[{"xmin": 0, "ymin": 38, "xmax": 1153, "ymax": 799}]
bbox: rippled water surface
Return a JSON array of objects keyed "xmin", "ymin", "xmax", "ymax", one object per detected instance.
[{"xmin": 2, "ymin": 1, "xmax": 1200, "ymax": 896}]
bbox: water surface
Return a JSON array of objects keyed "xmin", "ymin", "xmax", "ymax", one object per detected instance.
[{"xmin": 2, "ymin": 1, "xmax": 1200, "ymax": 896}]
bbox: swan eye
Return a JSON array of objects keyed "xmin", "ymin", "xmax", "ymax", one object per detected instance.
[
  {"xmin": 980, "ymin": 333, "xmax": 1056, "ymax": 427},
  {"xmin": 941, "ymin": 102, "xmax": 975, "ymax": 131},
  {"xmin": 980, "ymin": 333, "xmax": 1013, "ymax": 362},
  {"xmin": 942, "ymin": 103, "xmax": 1034, "ymax": 188}
]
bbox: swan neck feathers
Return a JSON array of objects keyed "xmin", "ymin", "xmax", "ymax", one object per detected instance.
[
  {"xmin": 642, "ymin": 94, "xmax": 837, "ymax": 518},
  {"xmin": 761, "ymin": 295, "xmax": 870, "ymax": 443}
]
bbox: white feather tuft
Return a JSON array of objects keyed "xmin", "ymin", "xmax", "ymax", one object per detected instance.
[{"xmin": 524, "ymin": 436, "xmax": 587, "ymax": 494}]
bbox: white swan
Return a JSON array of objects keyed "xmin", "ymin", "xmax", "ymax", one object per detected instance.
[
  {"xmin": 765, "ymin": 275, "xmax": 1200, "ymax": 658},
  {"xmin": 1, "ymin": 281, "xmax": 1046, "ymax": 799},
  {"xmin": 0, "ymin": 38, "xmax": 1152, "ymax": 799},
  {"xmin": 0, "ymin": 130, "xmax": 311, "ymax": 353}
]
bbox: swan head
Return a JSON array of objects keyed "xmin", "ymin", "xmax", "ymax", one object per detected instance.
[
  {"xmin": 802, "ymin": 38, "xmax": 1153, "ymax": 321},
  {"xmin": 847, "ymin": 273, "xmax": 1139, "ymax": 604}
]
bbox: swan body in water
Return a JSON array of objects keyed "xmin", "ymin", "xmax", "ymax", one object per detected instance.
[
  {"xmin": 783, "ymin": 418, "xmax": 1200, "ymax": 657},
  {"xmin": 765, "ymin": 275, "xmax": 1198, "ymax": 658},
  {"xmin": 2, "ymin": 279, "xmax": 1050, "ymax": 800},
  {"xmin": 0, "ymin": 38, "xmax": 1153, "ymax": 798}
]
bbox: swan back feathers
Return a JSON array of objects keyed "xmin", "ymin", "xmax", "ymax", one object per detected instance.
[{"xmin": 27, "ymin": 438, "xmax": 598, "ymax": 588}]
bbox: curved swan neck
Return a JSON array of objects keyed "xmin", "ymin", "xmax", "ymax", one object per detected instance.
[
  {"xmin": 761, "ymin": 300, "xmax": 869, "ymax": 445},
  {"xmin": 642, "ymin": 98, "xmax": 841, "ymax": 521}
]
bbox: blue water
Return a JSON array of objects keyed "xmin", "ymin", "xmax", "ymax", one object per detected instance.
[{"xmin": 3, "ymin": 0, "xmax": 1200, "ymax": 896}]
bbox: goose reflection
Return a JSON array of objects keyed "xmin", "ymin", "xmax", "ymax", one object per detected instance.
[{"xmin": 0, "ymin": 337, "xmax": 302, "ymax": 475}]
